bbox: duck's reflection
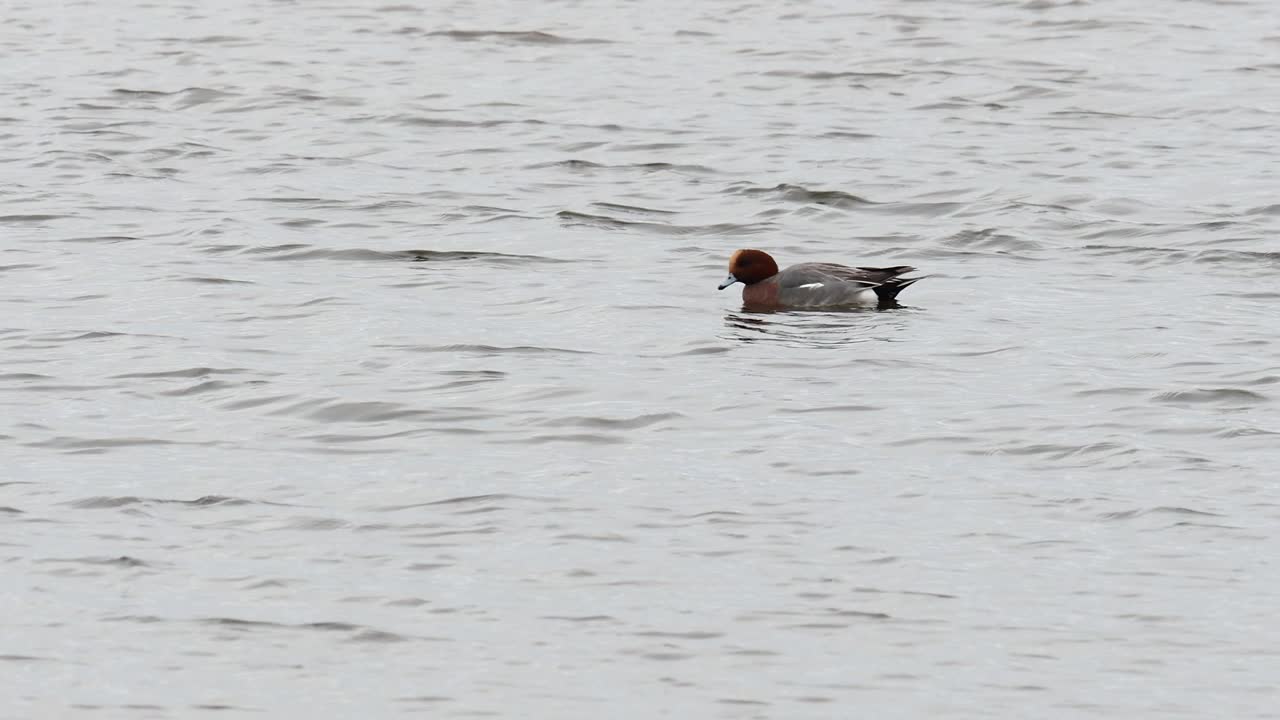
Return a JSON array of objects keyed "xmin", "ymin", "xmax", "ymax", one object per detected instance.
[{"xmin": 722, "ymin": 303, "xmax": 915, "ymax": 348}]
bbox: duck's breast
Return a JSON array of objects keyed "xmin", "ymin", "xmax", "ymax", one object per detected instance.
[{"xmin": 742, "ymin": 277, "xmax": 781, "ymax": 306}]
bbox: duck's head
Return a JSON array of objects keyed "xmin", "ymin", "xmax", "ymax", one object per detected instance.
[{"xmin": 718, "ymin": 249, "xmax": 779, "ymax": 290}]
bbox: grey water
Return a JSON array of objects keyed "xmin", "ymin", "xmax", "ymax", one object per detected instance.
[{"xmin": 4, "ymin": 0, "xmax": 1280, "ymax": 717}]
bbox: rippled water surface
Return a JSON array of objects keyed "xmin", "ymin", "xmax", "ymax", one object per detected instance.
[{"xmin": 5, "ymin": 0, "xmax": 1280, "ymax": 717}]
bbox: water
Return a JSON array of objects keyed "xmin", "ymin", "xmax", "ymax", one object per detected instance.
[{"xmin": 4, "ymin": 0, "xmax": 1280, "ymax": 716}]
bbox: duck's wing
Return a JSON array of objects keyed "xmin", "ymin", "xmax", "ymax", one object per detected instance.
[
  {"xmin": 811, "ymin": 263, "xmax": 917, "ymax": 284},
  {"xmin": 773, "ymin": 263, "xmax": 882, "ymax": 306},
  {"xmin": 778, "ymin": 264, "xmax": 862, "ymax": 285},
  {"xmin": 777, "ymin": 263, "xmax": 921, "ymax": 306}
]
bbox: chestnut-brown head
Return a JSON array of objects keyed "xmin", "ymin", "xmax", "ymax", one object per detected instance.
[{"xmin": 717, "ymin": 249, "xmax": 780, "ymax": 290}]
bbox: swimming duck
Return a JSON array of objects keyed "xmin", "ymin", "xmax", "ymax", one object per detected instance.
[{"xmin": 718, "ymin": 249, "xmax": 922, "ymax": 308}]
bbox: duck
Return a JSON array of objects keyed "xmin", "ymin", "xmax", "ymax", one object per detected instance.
[{"xmin": 717, "ymin": 248, "xmax": 922, "ymax": 308}]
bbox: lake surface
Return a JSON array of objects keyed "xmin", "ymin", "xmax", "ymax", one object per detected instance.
[{"xmin": 5, "ymin": 0, "xmax": 1280, "ymax": 717}]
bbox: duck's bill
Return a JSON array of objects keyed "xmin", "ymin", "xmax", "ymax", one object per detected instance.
[{"xmin": 717, "ymin": 274, "xmax": 738, "ymax": 290}]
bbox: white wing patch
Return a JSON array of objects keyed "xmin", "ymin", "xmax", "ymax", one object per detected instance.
[{"xmin": 796, "ymin": 283, "xmax": 825, "ymax": 290}]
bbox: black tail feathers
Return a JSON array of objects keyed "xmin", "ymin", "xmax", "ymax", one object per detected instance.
[
  {"xmin": 872, "ymin": 277, "xmax": 922, "ymax": 302},
  {"xmin": 861, "ymin": 266, "xmax": 922, "ymax": 303}
]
